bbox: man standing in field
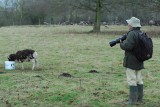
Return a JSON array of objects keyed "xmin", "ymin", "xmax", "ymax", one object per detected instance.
[{"xmin": 120, "ymin": 17, "xmax": 144, "ymax": 105}]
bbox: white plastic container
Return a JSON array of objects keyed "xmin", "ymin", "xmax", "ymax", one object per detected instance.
[{"xmin": 5, "ymin": 61, "xmax": 15, "ymax": 70}]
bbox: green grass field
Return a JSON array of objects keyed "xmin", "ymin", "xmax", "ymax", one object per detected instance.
[{"xmin": 0, "ymin": 25, "xmax": 160, "ymax": 107}]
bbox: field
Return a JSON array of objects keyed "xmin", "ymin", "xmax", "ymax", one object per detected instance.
[{"xmin": 0, "ymin": 25, "xmax": 160, "ymax": 107}]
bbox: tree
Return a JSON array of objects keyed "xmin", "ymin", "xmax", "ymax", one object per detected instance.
[
  {"xmin": 0, "ymin": 0, "xmax": 160, "ymax": 26},
  {"xmin": 22, "ymin": 0, "xmax": 51, "ymax": 25},
  {"xmin": 74, "ymin": 0, "xmax": 104, "ymax": 33},
  {"xmin": 150, "ymin": 0, "xmax": 160, "ymax": 12},
  {"xmin": 93, "ymin": 0, "xmax": 103, "ymax": 33},
  {"xmin": 73, "ymin": 0, "xmax": 124, "ymax": 32},
  {"xmin": 16, "ymin": 0, "xmax": 25, "ymax": 25}
]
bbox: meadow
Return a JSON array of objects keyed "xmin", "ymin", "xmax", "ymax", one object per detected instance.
[{"xmin": 0, "ymin": 25, "xmax": 160, "ymax": 107}]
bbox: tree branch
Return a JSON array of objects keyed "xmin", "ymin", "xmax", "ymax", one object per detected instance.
[{"xmin": 71, "ymin": 0, "xmax": 96, "ymax": 12}]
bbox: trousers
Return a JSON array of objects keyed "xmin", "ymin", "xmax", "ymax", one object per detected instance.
[{"xmin": 126, "ymin": 68, "xmax": 143, "ymax": 86}]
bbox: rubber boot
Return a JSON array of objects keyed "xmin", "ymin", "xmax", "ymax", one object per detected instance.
[
  {"xmin": 137, "ymin": 84, "xmax": 143, "ymax": 103},
  {"xmin": 128, "ymin": 86, "xmax": 137, "ymax": 105}
]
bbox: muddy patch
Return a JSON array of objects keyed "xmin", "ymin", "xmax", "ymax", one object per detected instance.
[
  {"xmin": 88, "ymin": 70, "xmax": 99, "ymax": 73},
  {"xmin": 58, "ymin": 73, "xmax": 74, "ymax": 78}
]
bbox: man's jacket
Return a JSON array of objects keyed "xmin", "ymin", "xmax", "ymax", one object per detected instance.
[{"xmin": 120, "ymin": 27, "xmax": 144, "ymax": 70}]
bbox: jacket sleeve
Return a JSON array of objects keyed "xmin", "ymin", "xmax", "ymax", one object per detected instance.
[{"xmin": 120, "ymin": 31, "xmax": 136, "ymax": 51}]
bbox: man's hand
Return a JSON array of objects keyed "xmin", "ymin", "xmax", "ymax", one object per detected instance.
[{"xmin": 120, "ymin": 39, "xmax": 122, "ymax": 43}]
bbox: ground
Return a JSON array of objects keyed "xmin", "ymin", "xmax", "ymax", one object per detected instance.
[{"xmin": 0, "ymin": 25, "xmax": 160, "ymax": 107}]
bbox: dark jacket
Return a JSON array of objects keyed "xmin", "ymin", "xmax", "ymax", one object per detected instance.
[{"xmin": 120, "ymin": 27, "xmax": 144, "ymax": 70}]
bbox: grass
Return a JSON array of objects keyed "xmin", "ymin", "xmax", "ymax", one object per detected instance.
[{"xmin": 0, "ymin": 25, "xmax": 160, "ymax": 107}]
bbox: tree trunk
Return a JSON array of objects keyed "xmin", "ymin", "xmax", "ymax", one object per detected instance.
[{"xmin": 93, "ymin": 0, "xmax": 103, "ymax": 33}]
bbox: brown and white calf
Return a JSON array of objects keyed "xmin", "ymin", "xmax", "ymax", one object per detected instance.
[{"xmin": 8, "ymin": 49, "xmax": 38, "ymax": 70}]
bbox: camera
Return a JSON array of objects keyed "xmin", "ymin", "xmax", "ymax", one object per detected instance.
[{"xmin": 109, "ymin": 34, "xmax": 127, "ymax": 47}]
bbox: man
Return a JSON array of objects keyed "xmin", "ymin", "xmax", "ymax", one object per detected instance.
[{"xmin": 120, "ymin": 17, "xmax": 144, "ymax": 105}]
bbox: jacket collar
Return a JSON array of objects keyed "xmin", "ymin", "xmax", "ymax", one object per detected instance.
[
  {"xmin": 131, "ymin": 27, "xmax": 141, "ymax": 31},
  {"xmin": 127, "ymin": 27, "xmax": 141, "ymax": 34}
]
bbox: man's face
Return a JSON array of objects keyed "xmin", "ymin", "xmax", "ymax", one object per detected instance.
[{"xmin": 128, "ymin": 24, "xmax": 133, "ymax": 30}]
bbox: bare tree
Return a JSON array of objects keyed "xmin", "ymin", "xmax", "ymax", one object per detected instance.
[
  {"xmin": 17, "ymin": 0, "xmax": 25, "ymax": 25},
  {"xmin": 73, "ymin": 0, "xmax": 104, "ymax": 33},
  {"xmin": 93, "ymin": 0, "xmax": 103, "ymax": 33},
  {"xmin": 0, "ymin": 0, "xmax": 160, "ymax": 26}
]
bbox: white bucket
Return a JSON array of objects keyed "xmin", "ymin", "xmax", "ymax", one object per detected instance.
[{"xmin": 5, "ymin": 61, "xmax": 15, "ymax": 70}]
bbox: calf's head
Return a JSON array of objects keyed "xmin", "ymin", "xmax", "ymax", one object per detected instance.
[{"xmin": 8, "ymin": 54, "xmax": 16, "ymax": 61}]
